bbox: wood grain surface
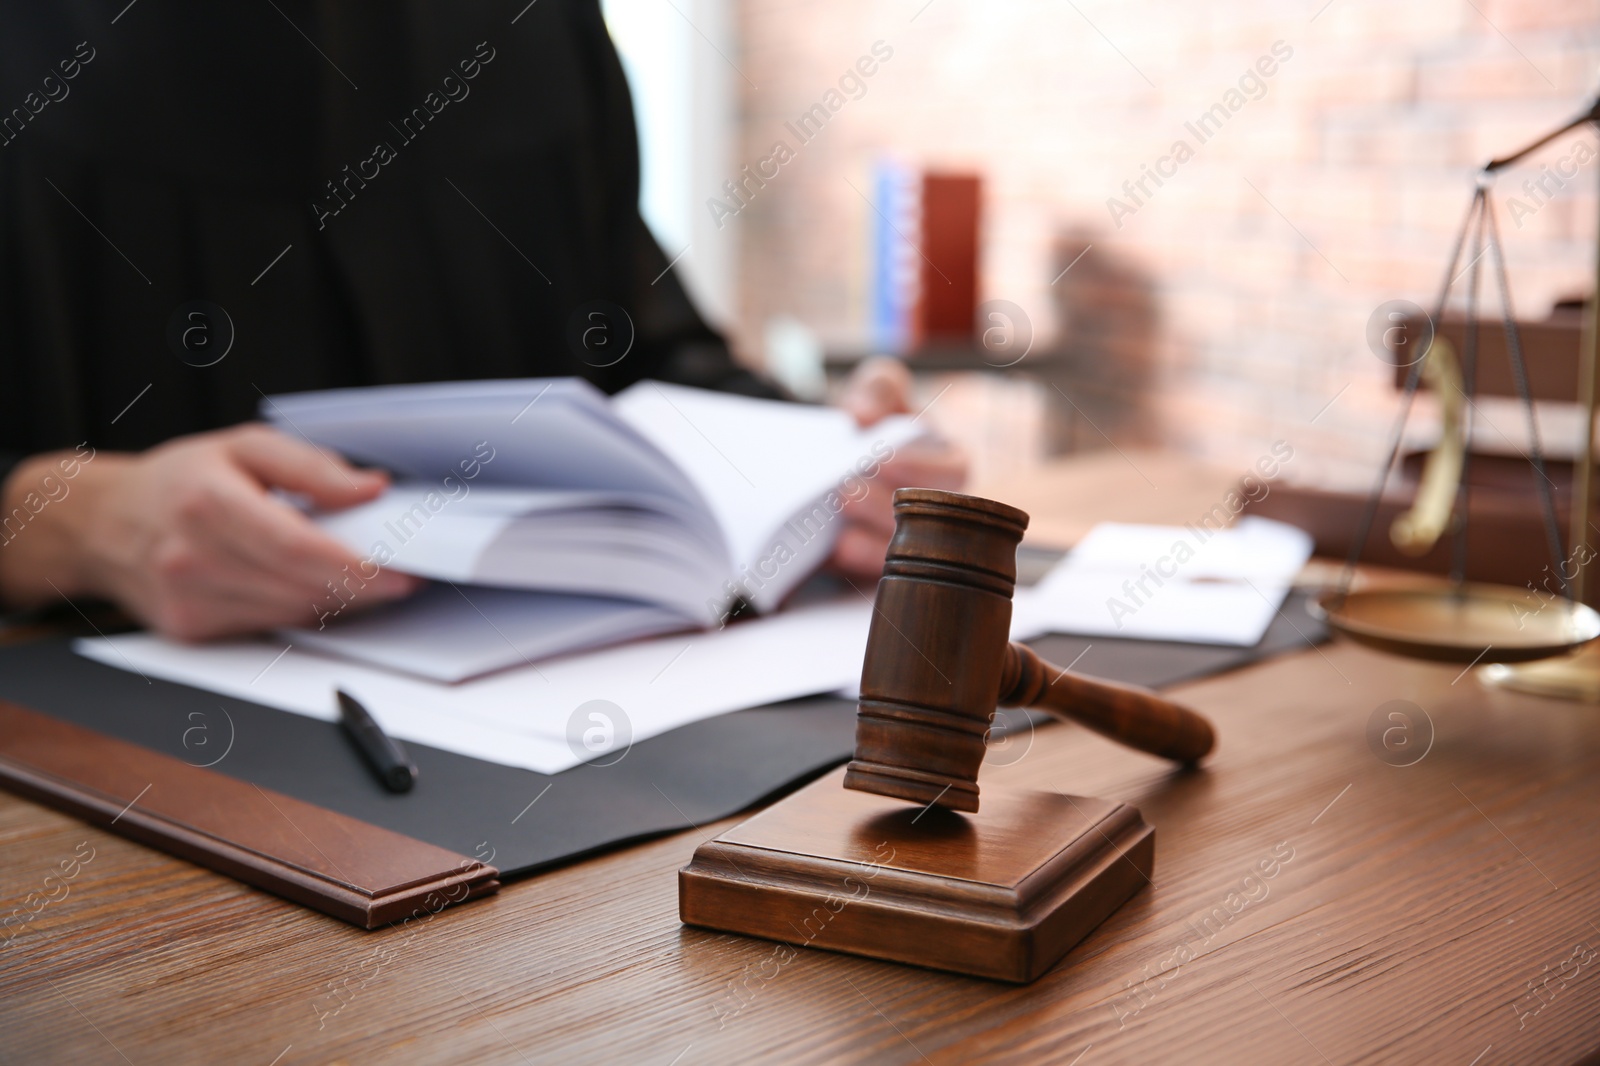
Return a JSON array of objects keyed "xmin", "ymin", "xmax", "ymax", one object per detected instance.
[
  {"xmin": 4, "ymin": 624, "xmax": 1597, "ymax": 1063},
  {"xmin": 2, "ymin": 456, "xmax": 1599, "ymax": 1064}
]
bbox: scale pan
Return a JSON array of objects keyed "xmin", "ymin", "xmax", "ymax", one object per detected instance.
[{"xmin": 1314, "ymin": 584, "xmax": 1600, "ymax": 664}]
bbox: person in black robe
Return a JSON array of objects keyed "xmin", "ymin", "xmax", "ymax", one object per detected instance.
[{"xmin": 0, "ymin": 2, "xmax": 960, "ymax": 637}]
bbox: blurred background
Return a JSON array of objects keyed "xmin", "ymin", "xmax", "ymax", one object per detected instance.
[{"xmin": 604, "ymin": 0, "xmax": 1600, "ymax": 492}]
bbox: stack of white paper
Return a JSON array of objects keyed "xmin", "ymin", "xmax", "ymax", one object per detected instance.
[
  {"xmin": 1010, "ymin": 517, "xmax": 1313, "ymax": 646},
  {"xmin": 75, "ymin": 599, "xmax": 875, "ymax": 775}
]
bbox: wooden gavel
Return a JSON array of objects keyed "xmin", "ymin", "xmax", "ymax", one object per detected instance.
[{"xmin": 844, "ymin": 488, "xmax": 1216, "ymax": 813}]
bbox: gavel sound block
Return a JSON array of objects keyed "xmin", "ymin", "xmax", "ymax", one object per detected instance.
[{"xmin": 679, "ymin": 489, "xmax": 1216, "ymax": 982}]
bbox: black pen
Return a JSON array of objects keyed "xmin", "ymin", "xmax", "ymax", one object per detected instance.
[{"xmin": 336, "ymin": 688, "xmax": 418, "ymax": 793}]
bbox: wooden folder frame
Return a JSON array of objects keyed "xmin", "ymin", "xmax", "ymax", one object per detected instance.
[{"xmin": 0, "ymin": 699, "xmax": 499, "ymax": 928}]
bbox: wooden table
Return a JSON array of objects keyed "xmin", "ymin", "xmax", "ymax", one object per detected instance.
[{"xmin": 3, "ymin": 456, "xmax": 1599, "ymax": 1064}]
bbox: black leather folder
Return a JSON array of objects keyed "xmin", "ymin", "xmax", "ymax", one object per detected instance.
[{"xmin": 0, "ymin": 592, "xmax": 1324, "ymax": 925}]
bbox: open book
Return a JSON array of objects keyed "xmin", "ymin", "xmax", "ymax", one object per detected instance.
[{"xmin": 263, "ymin": 379, "xmax": 918, "ymax": 680}]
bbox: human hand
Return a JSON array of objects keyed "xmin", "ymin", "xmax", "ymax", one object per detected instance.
[
  {"xmin": 829, "ymin": 357, "xmax": 968, "ymax": 580},
  {"xmin": 0, "ymin": 424, "xmax": 420, "ymax": 640}
]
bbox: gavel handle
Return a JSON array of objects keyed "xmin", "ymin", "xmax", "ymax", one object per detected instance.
[{"xmin": 999, "ymin": 642, "xmax": 1216, "ymax": 764}]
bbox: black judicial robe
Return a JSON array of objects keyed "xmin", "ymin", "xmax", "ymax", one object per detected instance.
[{"xmin": 0, "ymin": 1, "xmax": 771, "ymax": 484}]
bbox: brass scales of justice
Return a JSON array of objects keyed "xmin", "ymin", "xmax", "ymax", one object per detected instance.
[{"xmin": 1315, "ymin": 91, "xmax": 1600, "ymax": 692}]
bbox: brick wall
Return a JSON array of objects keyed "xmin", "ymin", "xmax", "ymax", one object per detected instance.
[{"xmin": 722, "ymin": 0, "xmax": 1600, "ymax": 488}]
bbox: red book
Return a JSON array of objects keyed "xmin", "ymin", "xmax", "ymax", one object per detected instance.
[{"xmin": 913, "ymin": 172, "xmax": 981, "ymax": 347}]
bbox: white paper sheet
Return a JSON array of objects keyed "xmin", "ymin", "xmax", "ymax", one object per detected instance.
[
  {"xmin": 1011, "ymin": 517, "xmax": 1313, "ymax": 646},
  {"xmin": 74, "ymin": 599, "xmax": 875, "ymax": 775},
  {"xmin": 282, "ymin": 584, "xmax": 693, "ymax": 683}
]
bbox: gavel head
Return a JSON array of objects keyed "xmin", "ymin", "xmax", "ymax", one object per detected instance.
[{"xmin": 843, "ymin": 487, "xmax": 1029, "ymax": 813}]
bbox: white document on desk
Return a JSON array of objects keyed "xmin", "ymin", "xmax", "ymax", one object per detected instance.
[
  {"xmin": 1010, "ymin": 517, "xmax": 1312, "ymax": 646},
  {"xmin": 283, "ymin": 584, "xmax": 693, "ymax": 683},
  {"xmin": 73, "ymin": 599, "xmax": 873, "ymax": 775}
]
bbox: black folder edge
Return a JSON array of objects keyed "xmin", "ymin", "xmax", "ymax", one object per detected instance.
[{"xmin": 0, "ymin": 592, "xmax": 1325, "ymax": 880}]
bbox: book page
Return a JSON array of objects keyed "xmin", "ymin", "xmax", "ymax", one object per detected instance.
[
  {"xmin": 263, "ymin": 378, "xmax": 704, "ymax": 506},
  {"xmin": 312, "ymin": 485, "xmax": 724, "ymax": 613},
  {"xmin": 612, "ymin": 381, "xmax": 922, "ymax": 609},
  {"xmin": 284, "ymin": 584, "xmax": 692, "ymax": 682}
]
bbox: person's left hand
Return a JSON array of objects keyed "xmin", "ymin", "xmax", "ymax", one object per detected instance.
[{"xmin": 829, "ymin": 358, "xmax": 968, "ymax": 580}]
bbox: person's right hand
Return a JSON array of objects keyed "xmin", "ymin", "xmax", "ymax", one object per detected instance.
[{"xmin": 0, "ymin": 424, "xmax": 420, "ymax": 640}]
